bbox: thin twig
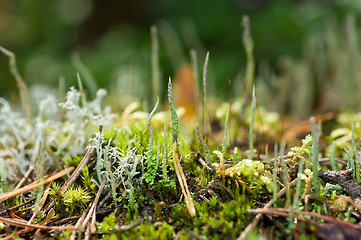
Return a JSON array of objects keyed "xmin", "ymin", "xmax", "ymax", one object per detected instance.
[
  {"xmin": 2, "ymin": 227, "xmax": 33, "ymax": 240},
  {"xmin": 81, "ymin": 178, "xmax": 106, "ymax": 230},
  {"xmin": 14, "ymin": 165, "xmax": 35, "ymax": 190},
  {"xmin": 0, "ymin": 197, "xmax": 36, "ymax": 216},
  {"xmin": 6, "ymin": 186, "xmax": 52, "ymax": 239},
  {"xmin": 195, "ymin": 154, "xmax": 213, "ymax": 172},
  {"xmin": 44, "ymin": 125, "xmax": 103, "ymax": 213},
  {"xmin": 0, "ymin": 216, "xmax": 78, "ymax": 230},
  {"xmin": 48, "ymin": 208, "xmax": 111, "ymax": 226},
  {"xmin": 246, "ymin": 207, "xmax": 361, "ymax": 230},
  {"xmin": 70, "ymin": 204, "xmax": 92, "ymax": 240},
  {"xmin": 201, "ymin": 52, "xmax": 209, "ymax": 138},
  {"xmin": 172, "ymin": 140, "xmax": 196, "ymax": 217},
  {"xmin": 28, "ymin": 186, "xmax": 51, "ymax": 224},
  {"xmin": 238, "ymin": 178, "xmax": 298, "ymax": 240},
  {"xmin": 90, "ymin": 203, "xmax": 97, "ymax": 234},
  {"xmin": 98, "ymin": 179, "xmax": 122, "ymax": 207},
  {"xmin": 0, "ymin": 167, "xmax": 74, "ymax": 203},
  {"xmin": 60, "ymin": 125, "xmax": 102, "ymax": 193}
]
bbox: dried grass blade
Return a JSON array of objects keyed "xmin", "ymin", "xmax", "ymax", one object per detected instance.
[
  {"xmin": 0, "ymin": 167, "xmax": 74, "ymax": 202},
  {"xmin": 172, "ymin": 141, "xmax": 196, "ymax": 217},
  {"xmin": 0, "ymin": 46, "xmax": 32, "ymax": 120},
  {"xmin": 0, "ymin": 216, "xmax": 78, "ymax": 230}
]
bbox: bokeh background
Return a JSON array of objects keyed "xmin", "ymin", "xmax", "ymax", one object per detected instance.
[{"xmin": 1, "ymin": 0, "xmax": 361, "ymax": 115}]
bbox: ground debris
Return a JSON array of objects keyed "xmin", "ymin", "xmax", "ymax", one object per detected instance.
[
  {"xmin": 317, "ymin": 223, "xmax": 361, "ymax": 240},
  {"xmin": 318, "ymin": 169, "xmax": 361, "ymax": 204}
]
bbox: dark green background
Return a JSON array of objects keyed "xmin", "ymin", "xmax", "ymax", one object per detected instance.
[{"xmin": 0, "ymin": 0, "xmax": 360, "ymax": 108}]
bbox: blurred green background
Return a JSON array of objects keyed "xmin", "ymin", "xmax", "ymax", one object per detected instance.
[{"xmin": 1, "ymin": 0, "xmax": 361, "ymax": 115}]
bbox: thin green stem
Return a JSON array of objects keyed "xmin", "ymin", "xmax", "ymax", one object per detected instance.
[
  {"xmin": 310, "ymin": 116, "xmax": 320, "ymax": 196},
  {"xmin": 196, "ymin": 122, "xmax": 211, "ymax": 166},
  {"xmin": 280, "ymin": 141, "xmax": 290, "ymax": 207},
  {"xmin": 329, "ymin": 142, "xmax": 338, "ymax": 171},
  {"xmin": 201, "ymin": 52, "xmax": 209, "ymax": 138},
  {"xmin": 352, "ymin": 123, "xmax": 360, "ymax": 184},
  {"xmin": 162, "ymin": 124, "xmax": 168, "ymax": 181},
  {"xmin": 168, "ymin": 78, "xmax": 178, "ymax": 141},
  {"xmin": 72, "ymin": 52, "xmax": 98, "ymax": 96},
  {"xmin": 148, "ymin": 97, "xmax": 159, "ymax": 151},
  {"xmin": 0, "ymin": 46, "xmax": 32, "ymax": 120},
  {"xmin": 248, "ymin": 85, "xmax": 256, "ymax": 159},
  {"xmin": 77, "ymin": 73, "xmax": 87, "ymax": 108},
  {"xmin": 345, "ymin": 147, "xmax": 354, "ymax": 174},
  {"xmin": 273, "ymin": 144, "xmax": 278, "ymax": 207},
  {"xmin": 222, "ymin": 108, "xmax": 230, "ymax": 156},
  {"xmin": 288, "ymin": 160, "xmax": 304, "ymax": 233},
  {"xmin": 191, "ymin": 49, "xmax": 200, "ymax": 119},
  {"xmin": 242, "ymin": 16, "xmax": 255, "ymax": 94},
  {"xmin": 151, "ymin": 25, "xmax": 160, "ymax": 103}
]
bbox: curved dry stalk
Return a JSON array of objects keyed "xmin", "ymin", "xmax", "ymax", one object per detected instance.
[
  {"xmin": 246, "ymin": 207, "xmax": 361, "ymax": 230},
  {"xmin": 81, "ymin": 178, "xmax": 106, "ymax": 230},
  {"xmin": 172, "ymin": 140, "xmax": 196, "ymax": 217},
  {"xmin": 0, "ymin": 46, "xmax": 32, "ymax": 120}
]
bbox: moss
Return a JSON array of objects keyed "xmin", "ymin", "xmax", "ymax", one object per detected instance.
[
  {"xmin": 4, "ymin": 38, "xmax": 361, "ymax": 239},
  {"xmin": 115, "ymin": 221, "xmax": 174, "ymax": 240},
  {"xmin": 97, "ymin": 213, "xmax": 118, "ymax": 232}
]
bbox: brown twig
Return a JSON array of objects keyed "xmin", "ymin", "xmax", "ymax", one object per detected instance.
[
  {"xmin": 5, "ymin": 186, "xmax": 52, "ymax": 239},
  {"xmin": 14, "ymin": 165, "xmax": 35, "ymax": 190},
  {"xmin": 98, "ymin": 178, "xmax": 122, "ymax": 207},
  {"xmin": 81, "ymin": 178, "xmax": 106, "ymax": 230},
  {"xmin": 195, "ymin": 153, "xmax": 213, "ymax": 172},
  {"xmin": 0, "ymin": 216, "xmax": 78, "ymax": 230},
  {"xmin": 2, "ymin": 227, "xmax": 33, "ymax": 240},
  {"xmin": 28, "ymin": 185, "xmax": 51, "ymax": 224},
  {"xmin": 70, "ymin": 204, "xmax": 92, "ymax": 240},
  {"xmin": 246, "ymin": 207, "xmax": 361, "ymax": 230},
  {"xmin": 11, "ymin": 206, "xmax": 33, "ymax": 216},
  {"xmin": 238, "ymin": 178, "xmax": 298, "ymax": 240},
  {"xmin": 0, "ymin": 167, "xmax": 74, "ymax": 203},
  {"xmin": 172, "ymin": 140, "xmax": 196, "ymax": 217},
  {"xmin": 60, "ymin": 125, "xmax": 102, "ymax": 193},
  {"xmin": 318, "ymin": 157, "xmax": 348, "ymax": 166},
  {"xmin": 48, "ymin": 208, "xmax": 112, "ymax": 227},
  {"xmin": 0, "ymin": 197, "xmax": 36, "ymax": 216},
  {"xmin": 207, "ymin": 176, "xmax": 235, "ymax": 200}
]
